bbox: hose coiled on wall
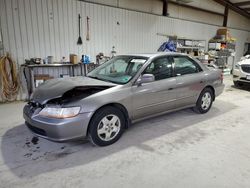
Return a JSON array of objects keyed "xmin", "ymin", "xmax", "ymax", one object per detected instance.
[{"xmin": 0, "ymin": 54, "xmax": 20, "ymax": 101}]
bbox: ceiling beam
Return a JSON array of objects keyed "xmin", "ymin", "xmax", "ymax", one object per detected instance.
[
  {"xmin": 234, "ymin": 1, "xmax": 250, "ymax": 7},
  {"xmin": 213, "ymin": 0, "xmax": 250, "ymax": 18},
  {"xmin": 223, "ymin": 4, "xmax": 229, "ymax": 27},
  {"xmin": 162, "ymin": 0, "xmax": 169, "ymax": 16}
]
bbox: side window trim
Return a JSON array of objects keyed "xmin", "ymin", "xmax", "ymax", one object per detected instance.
[{"xmin": 167, "ymin": 56, "xmax": 176, "ymax": 77}]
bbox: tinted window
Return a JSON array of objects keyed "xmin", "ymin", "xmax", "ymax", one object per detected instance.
[
  {"xmin": 173, "ymin": 56, "xmax": 202, "ymax": 76},
  {"xmin": 143, "ymin": 57, "xmax": 173, "ymax": 81}
]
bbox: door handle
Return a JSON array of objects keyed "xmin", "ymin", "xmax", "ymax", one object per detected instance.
[{"xmin": 168, "ymin": 87, "xmax": 174, "ymax": 90}]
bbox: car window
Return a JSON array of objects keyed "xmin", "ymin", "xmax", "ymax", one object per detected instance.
[
  {"xmin": 143, "ymin": 57, "xmax": 173, "ymax": 81},
  {"xmin": 98, "ymin": 59, "xmax": 127, "ymax": 75},
  {"xmin": 88, "ymin": 56, "xmax": 147, "ymax": 84},
  {"xmin": 173, "ymin": 56, "xmax": 202, "ymax": 76}
]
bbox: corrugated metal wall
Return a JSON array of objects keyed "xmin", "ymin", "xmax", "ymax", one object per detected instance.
[{"xmin": 0, "ymin": 0, "xmax": 249, "ymax": 65}]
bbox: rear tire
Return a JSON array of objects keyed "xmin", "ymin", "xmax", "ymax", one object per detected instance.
[
  {"xmin": 88, "ymin": 106, "xmax": 125, "ymax": 146},
  {"xmin": 193, "ymin": 88, "xmax": 214, "ymax": 114}
]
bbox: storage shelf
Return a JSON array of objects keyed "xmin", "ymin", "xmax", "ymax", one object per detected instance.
[
  {"xmin": 177, "ymin": 46, "xmax": 204, "ymax": 49},
  {"xmin": 21, "ymin": 63, "xmax": 82, "ymax": 67}
]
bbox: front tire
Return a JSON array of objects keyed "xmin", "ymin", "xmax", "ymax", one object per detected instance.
[
  {"xmin": 193, "ymin": 88, "xmax": 214, "ymax": 114},
  {"xmin": 88, "ymin": 106, "xmax": 125, "ymax": 146}
]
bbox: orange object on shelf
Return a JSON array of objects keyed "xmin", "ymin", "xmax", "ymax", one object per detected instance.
[{"xmin": 221, "ymin": 43, "xmax": 227, "ymax": 49}]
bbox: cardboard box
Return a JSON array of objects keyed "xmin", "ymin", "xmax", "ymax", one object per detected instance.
[
  {"xmin": 217, "ymin": 28, "xmax": 231, "ymax": 41},
  {"xmin": 217, "ymin": 28, "xmax": 229, "ymax": 36},
  {"xmin": 70, "ymin": 54, "xmax": 78, "ymax": 64}
]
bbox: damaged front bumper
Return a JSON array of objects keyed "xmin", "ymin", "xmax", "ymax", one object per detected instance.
[{"xmin": 23, "ymin": 104, "xmax": 93, "ymax": 142}]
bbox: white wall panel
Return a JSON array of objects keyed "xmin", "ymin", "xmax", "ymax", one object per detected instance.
[
  {"xmin": 5, "ymin": 0, "xmax": 17, "ymax": 61},
  {"xmin": 48, "ymin": 0, "xmax": 56, "ymax": 58},
  {"xmin": 0, "ymin": 0, "xmax": 249, "ymax": 67},
  {"xmin": 119, "ymin": 0, "xmax": 162, "ymax": 15},
  {"xmin": 85, "ymin": 0, "xmax": 250, "ymax": 31},
  {"xmin": 17, "ymin": 0, "xmax": 29, "ymax": 59},
  {"xmin": 0, "ymin": 0, "xmax": 9, "ymax": 52},
  {"xmin": 230, "ymin": 29, "xmax": 250, "ymax": 61},
  {"xmin": 228, "ymin": 10, "xmax": 250, "ymax": 31},
  {"xmin": 41, "ymin": 0, "xmax": 50, "ymax": 56},
  {"xmin": 188, "ymin": 0, "xmax": 225, "ymax": 14},
  {"xmin": 168, "ymin": 3, "xmax": 224, "ymax": 26}
]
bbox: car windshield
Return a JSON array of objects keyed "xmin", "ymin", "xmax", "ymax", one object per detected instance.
[{"xmin": 87, "ymin": 56, "xmax": 148, "ymax": 84}]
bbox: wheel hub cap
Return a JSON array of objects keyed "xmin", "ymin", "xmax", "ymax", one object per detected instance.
[
  {"xmin": 201, "ymin": 92, "xmax": 212, "ymax": 110},
  {"xmin": 97, "ymin": 114, "xmax": 121, "ymax": 141}
]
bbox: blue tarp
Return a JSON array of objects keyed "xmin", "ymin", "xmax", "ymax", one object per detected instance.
[{"xmin": 158, "ymin": 40, "xmax": 176, "ymax": 52}]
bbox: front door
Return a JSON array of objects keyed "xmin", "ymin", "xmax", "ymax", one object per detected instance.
[{"xmin": 131, "ymin": 56, "xmax": 176, "ymax": 120}]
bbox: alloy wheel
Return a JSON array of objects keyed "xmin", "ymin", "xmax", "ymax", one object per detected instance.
[
  {"xmin": 201, "ymin": 92, "xmax": 212, "ymax": 110},
  {"xmin": 97, "ymin": 114, "xmax": 121, "ymax": 141}
]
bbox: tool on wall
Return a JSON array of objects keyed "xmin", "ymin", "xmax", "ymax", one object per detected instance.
[
  {"xmin": 86, "ymin": 16, "xmax": 90, "ymax": 41},
  {"xmin": 77, "ymin": 14, "xmax": 83, "ymax": 45}
]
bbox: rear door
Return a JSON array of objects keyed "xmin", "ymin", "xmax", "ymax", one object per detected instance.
[
  {"xmin": 131, "ymin": 56, "xmax": 176, "ymax": 120},
  {"xmin": 170, "ymin": 56, "xmax": 206, "ymax": 108}
]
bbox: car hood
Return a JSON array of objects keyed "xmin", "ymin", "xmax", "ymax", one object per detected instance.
[
  {"xmin": 31, "ymin": 76, "xmax": 117, "ymax": 105},
  {"xmin": 239, "ymin": 56, "xmax": 250, "ymax": 65}
]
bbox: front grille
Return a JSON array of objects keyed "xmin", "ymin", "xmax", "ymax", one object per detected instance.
[
  {"xmin": 240, "ymin": 78, "xmax": 250, "ymax": 82},
  {"xmin": 26, "ymin": 122, "xmax": 47, "ymax": 136},
  {"xmin": 241, "ymin": 65, "xmax": 250, "ymax": 73}
]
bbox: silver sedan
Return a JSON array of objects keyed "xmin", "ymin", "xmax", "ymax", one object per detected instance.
[{"xmin": 23, "ymin": 53, "xmax": 224, "ymax": 146}]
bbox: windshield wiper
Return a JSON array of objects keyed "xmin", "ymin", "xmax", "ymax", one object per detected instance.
[
  {"xmin": 87, "ymin": 75, "xmax": 99, "ymax": 80},
  {"xmin": 87, "ymin": 75, "xmax": 116, "ymax": 84}
]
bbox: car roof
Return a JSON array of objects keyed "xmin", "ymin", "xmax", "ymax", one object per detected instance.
[{"xmin": 120, "ymin": 52, "xmax": 187, "ymax": 59}]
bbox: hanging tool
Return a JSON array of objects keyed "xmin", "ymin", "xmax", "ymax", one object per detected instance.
[
  {"xmin": 86, "ymin": 16, "xmax": 90, "ymax": 41},
  {"xmin": 77, "ymin": 14, "xmax": 83, "ymax": 45}
]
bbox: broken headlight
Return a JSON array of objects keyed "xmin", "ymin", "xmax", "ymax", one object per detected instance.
[{"xmin": 39, "ymin": 107, "xmax": 81, "ymax": 118}]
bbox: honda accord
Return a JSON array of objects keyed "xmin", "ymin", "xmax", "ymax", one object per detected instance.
[{"xmin": 23, "ymin": 53, "xmax": 224, "ymax": 146}]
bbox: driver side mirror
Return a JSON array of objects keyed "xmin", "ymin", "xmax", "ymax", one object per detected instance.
[{"xmin": 136, "ymin": 74, "xmax": 155, "ymax": 86}]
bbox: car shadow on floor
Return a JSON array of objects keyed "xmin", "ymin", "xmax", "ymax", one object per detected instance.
[
  {"xmin": 231, "ymin": 84, "xmax": 250, "ymax": 91},
  {"xmin": 1, "ymin": 99, "xmax": 237, "ymax": 178}
]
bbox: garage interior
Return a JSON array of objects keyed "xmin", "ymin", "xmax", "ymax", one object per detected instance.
[{"xmin": 0, "ymin": 0, "xmax": 250, "ymax": 187}]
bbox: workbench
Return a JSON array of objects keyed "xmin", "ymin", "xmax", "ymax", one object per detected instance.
[{"xmin": 21, "ymin": 63, "xmax": 85, "ymax": 99}]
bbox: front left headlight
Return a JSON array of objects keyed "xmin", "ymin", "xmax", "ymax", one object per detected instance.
[{"xmin": 39, "ymin": 107, "xmax": 81, "ymax": 119}]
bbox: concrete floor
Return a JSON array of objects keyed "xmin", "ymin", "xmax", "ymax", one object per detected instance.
[{"xmin": 1, "ymin": 76, "xmax": 250, "ymax": 188}]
